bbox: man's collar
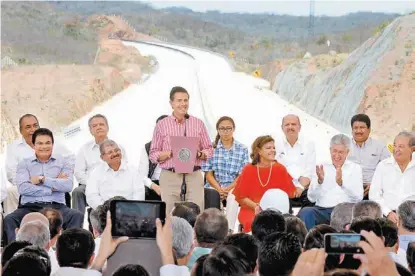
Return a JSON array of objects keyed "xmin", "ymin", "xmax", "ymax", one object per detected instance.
[
  {"xmin": 105, "ymin": 160, "xmax": 126, "ymax": 172},
  {"xmin": 91, "ymin": 138, "xmax": 108, "ymax": 149},
  {"xmin": 352, "ymin": 137, "xmax": 372, "ymax": 147},
  {"xmin": 283, "ymin": 135, "xmax": 301, "ymax": 146},
  {"xmin": 31, "ymin": 154, "xmax": 56, "ymax": 163}
]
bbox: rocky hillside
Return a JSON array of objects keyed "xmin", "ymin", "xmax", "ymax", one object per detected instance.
[{"xmin": 270, "ymin": 14, "xmax": 415, "ymax": 143}]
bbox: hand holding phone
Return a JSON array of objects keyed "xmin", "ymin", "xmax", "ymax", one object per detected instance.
[{"xmin": 324, "ymin": 233, "xmax": 363, "ymax": 254}]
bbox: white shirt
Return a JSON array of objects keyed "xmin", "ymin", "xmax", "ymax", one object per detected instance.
[
  {"xmin": 276, "ymin": 136, "xmax": 316, "ymax": 188},
  {"xmin": 369, "ymin": 157, "xmax": 415, "ymax": 216},
  {"xmin": 6, "ymin": 137, "xmax": 73, "ymax": 185},
  {"xmin": 74, "ymin": 140, "xmax": 127, "ymax": 185},
  {"xmin": 86, "ymin": 161, "xmax": 145, "ymax": 209},
  {"xmin": 52, "ymin": 267, "xmax": 101, "ymax": 276},
  {"xmin": 1, "ymin": 167, "xmax": 8, "ymax": 204},
  {"xmin": 160, "ymin": 264, "xmax": 190, "ymax": 276},
  {"xmin": 49, "ymin": 248, "xmax": 60, "ymax": 275},
  {"xmin": 138, "ymin": 147, "xmax": 162, "ymax": 188},
  {"xmin": 94, "ymin": 237, "xmax": 101, "ymax": 256},
  {"xmin": 308, "ymin": 160, "xmax": 363, "ymax": 207}
]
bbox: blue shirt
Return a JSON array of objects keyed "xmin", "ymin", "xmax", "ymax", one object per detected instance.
[
  {"xmin": 202, "ymin": 140, "xmax": 249, "ymax": 187},
  {"xmin": 187, "ymin": 247, "xmax": 212, "ymax": 270},
  {"xmin": 16, "ymin": 154, "xmax": 74, "ymax": 205}
]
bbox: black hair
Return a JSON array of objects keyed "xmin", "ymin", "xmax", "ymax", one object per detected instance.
[
  {"xmin": 258, "ymin": 232, "xmax": 302, "ymax": 276},
  {"xmin": 18, "ymin": 114, "xmax": 39, "ymax": 130},
  {"xmin": 32, "ymin": 128, "xmax": 54, "ymax": 145},
  {"xmin": 169, "ymin": 86, "xmax": 189, "ymax": 101},
  {"xmin": 375, "ymin": 217, "xmax": 398, "ymax": 247},
  {"xmin": 172, "ymin": 204, "xmax": 198, "ymax": 227},
  {"xmin": 112, "ymin": 264, "xmax": 150, "ymax": 276},
  {"xmin": 156, "ymin": 115, "xmax": 168, "ymax": 123},
  {"xmin": 40, "ymin": 208, "xmax": 63, "ymax": 240},
  {"xmin": 1, "ymin": 240, "xmax": 32, "ymax": 267},
  {"xmin": 203, "ymin": 245, "xmax": 250, "ymax": 276},
  {"xmin": 193, "ymin": 254, "xmax": 208, "ymax": 276},
  {"xmin": 407, "ymin": 241, "xmax": 415, "ymax": 273},
  {"xmin": 221, "ymin": 233, "xmax": 259, "ymax": 273},
  {"xmin": 350, "ymin": 114, "xmax": 371, "ymax": 129},
  {"xmin": 56, "ymin": 228, "xmax": 95, "ymax": 269},
  {"xmin": 3, "ymin": 246, "xmax": 51, "ymax": 276},
  {"xmin": 285, "ymin": 216, "xmax": 308, "ymax": 247},
  {"xmin": 252, "ymin": 209, "xmax": 286, "ymax": 243},
  {"xmin": 350, "ymin": 216, "xmax": 382, "ymax": 238}
]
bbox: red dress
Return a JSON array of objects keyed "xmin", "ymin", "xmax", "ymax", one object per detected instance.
[{"xmin": 233, "ymin": 162, "xmax": 296, "ymax": 232}]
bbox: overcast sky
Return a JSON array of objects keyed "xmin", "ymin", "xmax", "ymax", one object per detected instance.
[{"xmin": 144, "ymin": 0, "xmax": 415, "ymax": 16}]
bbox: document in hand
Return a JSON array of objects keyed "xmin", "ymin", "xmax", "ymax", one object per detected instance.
[{"xmin": 170, "ymin": 136, "xmax": 199, "ymax": 173}]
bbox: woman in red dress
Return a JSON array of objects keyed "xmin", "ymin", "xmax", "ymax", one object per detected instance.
[{"xmin": 233, "ymin": 135, "xmax": 296, "ymax": 232}]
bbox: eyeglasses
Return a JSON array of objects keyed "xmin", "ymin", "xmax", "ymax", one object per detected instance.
[{"xmin": 218, "ymin": 127, "xmax": 233, "ymax": 133}]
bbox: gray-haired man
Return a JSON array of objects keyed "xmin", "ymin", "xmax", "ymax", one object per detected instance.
[
  {"xmin": 85, "ymin": 140, "xmax": 145, "ymax": 209},
  {"xmin": 298, "ymin": 134, "xmax": 363, "ymax": 230}
]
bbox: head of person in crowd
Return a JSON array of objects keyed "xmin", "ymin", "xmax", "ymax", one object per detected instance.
[
  {"xmin": 1, "ymin": 240, "xmax": 32, "ymax": 267},
  {"xmin": 18, "ymin": 212, "xmax": 49, "ymax": 230},
  {"xmin": 100, "ymin": 139, "xmax": 122, "ymax": 169},
  {"xmin": 172, "ymin": 203, "xmax": 197, "ymax": 228},
  {"xmin": 16, "ymin": 220, "xmax": 51, "ymax": 250},
  {"xmin": 304, "ymin": 224, "xmax": 341, "ymax": 271},
  {"xmin": 252, "ymin": 209, "xmax": 286, "ymax": 243},
  {"xmin": 376, "ymin": 217, "xmax": 399, "ymax": 253},
  {"xmin": 330, "ymin": 134, "xmax": 351, "ymax": 167},
  {"xmin": 56, "ymin": 228, "xmax": 96, "ymax": 269},
  {"xmin": 395, "ymin": 262, "xmax": 413, "ymax": 276},
  {"xmin": 281, "ymin": 114, "xmax": 301, "ymax": 142},
  {"xmin": 2, "ymin": 246, "xmax": 51, "ymax": 276},
  {"xmin": 190, "ymin": 254, "xmax": 208, "ymax": 276},
  {"xmin": 285, "ymin": 216, "xmax": 307, "ymax": 247},
  {"xmin": 169, "ymin": 86, "xmax": 190, "ymax": 119},
  {"xmin": 203, "ymin": 245, "xmax": 250, "ymax": 276},
  {"xmin": 194, "ymin": 208, "xmax": 228, "ymax": 248},
  {"xmin": 393, "ymin": 131, "xmax": 415, "ymax": 165},
  {"xmin": 330, "ymin": 203, "xmax": 355, "ymax": 231},
  {"xmin": 171, "ymin": 216, "xmax": 194, "ymax": 266},
  {"xmin": 213, "ymin": 116, "xmax": 236, "ymax": 148},
  {"xmin": 397, "ymin": 200, "xmax": 415, "ymax": 235},
  {"xmin": 19, "ymin": 113, "xmax": 40, "ymax": 145},
  {"xmin": 89, "ymin": 205, "xmax": 107, "ymax": 238},
  {"xmin": 102, "ymin": 196, "xmax": 127, "ymax": 211},
  {"xmin": 32, "ymin": 128, "xmax": 55, "ymax": 161},
  {"xmin": 40, "ymin": 208, "xmax": 63, "ymax": 248},
  {"xmin": 407, "ymin": 241, "xmax": 415, "ymax": 273},
  {"xmin": 88, "ymin": 114, "xmax": 109, "ymax": 143},
  {"xmin": 258, "ymin": 232, "xmax": 302, "ymax": 276},
  {"xmin": 352, "ymin": 200, "xmax": 382, "ymax": 220},
  {"xmin": 112, "ymin": 264, "xmax": 150, "ymax": 276},
  {"xmin": 350, "ymin": 114, "xmax": 371, "ymax": 145},
  {"xmin": 221, "ymin": 233, "xmax": 259, "ymax": 275},
  {"xmin": 256, "ymin": 189, "xmax": 290, "ymax": 215},
  {"xmin": 251, "ymin": 135, "xmax": 276, "ymax": 165}
]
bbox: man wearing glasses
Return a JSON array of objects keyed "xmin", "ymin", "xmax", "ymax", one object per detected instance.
[{"xmin": 85, "ymin": 140, "xmax": 145, "ymax": 209}]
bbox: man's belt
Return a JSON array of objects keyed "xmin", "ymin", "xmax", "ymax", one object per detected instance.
[{"xmin": 164, "ymin": 166, "xmax": 201, "ymax": 173}]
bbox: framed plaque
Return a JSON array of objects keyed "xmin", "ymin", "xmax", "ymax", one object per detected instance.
[{"xmin": 170, "ymin": 136, "xmax": 199, "ymax": 173}]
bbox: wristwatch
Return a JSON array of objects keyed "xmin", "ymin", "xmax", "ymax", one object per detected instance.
[
  {"xmin": 197, "ymin": 152, "xmax": 202, "ymax": 158},
  {"xmin": 39, "ymin": 176, "xmax": 44, "ymax": 184}
]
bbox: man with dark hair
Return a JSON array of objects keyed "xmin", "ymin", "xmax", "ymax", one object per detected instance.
[
  {"xmin": 113, "ymin": 264, "xmax": 150, "ymax": 276},
  {"xmin": 407, "ymin": 241, "xmax": 415, "ymax": 273},
  {"xmin": 1, "ymin": 240, "xmax": 32, "ymax": 267},
  {"xmin": 352, "ymin": 200, "xmax": 382, "ymax": 219},
  {"xmin": 348, "ymin": 114, "xmax": 390, "ymax": 199},
  {"xmin": 370, "ymin": 132, "xmax": 415, "ymax": 223},
  {"xmin": 285, "ymin": 216, "xmax": 307, "ymax": 246},
  {"xmin": 350, "ymin": 216, "xmax": 383, "ymax": 238},
  {"xmin": 376, "ymin": 217, "xmax": 402, "ymax": 265},
  {"xmin": 139, "ymin": 115, "xmax": 168, "ymax": 200},
  {"xmin": 221, "ymin": 233, "xmax": 259, "ymax": 275},
  {"xmin": 40, "ymin": 208, "xmax": 63, "ymax": 248},
  {"xmin": 258, "ymin": 232, "xmax": 302, "ymax": 276},
  {"xmin": 171, "ymin": 204, "xmax": 198, "ymax": 227},
  {"xmin": 74, "ymin": 114, "xmax": 130, "ymax": 214},
  {"xmin": 187, "ymin": 208, "xmax": 228, "ymax": 269},
  {"xmin": 4, "ymin": 114, "xmax": 73, "ymax": 215},
  {"xmin": 55, "ymin": 228, "xmax": 95, "ymax": 269},
  {"xmin": 203, "ymin": 245, "xmax": 250, "ymax": 276},
  {"xmin": 150, "ymin": 86, "xmax": 213, "ymax": 213},
  {"xmin": 330, "ymin": 202, "xmax": 354, "ymax": 231},
  {"xmin": 3, "ymin": 128, "xmax": 83, "ymax": 245},
  {"xmin": 252, "ymin": 209, "xmax": 286, "ymax": 243},
  {"xmin": 2, "ymin": 245, "xmax": 51, "ymax": 276}
]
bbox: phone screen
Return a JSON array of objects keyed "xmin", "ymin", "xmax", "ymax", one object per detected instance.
[
  {"xmin": 110, "ymin": 200, "xmax": 166, "ymax": 239},
  {"xmin": 325, "ymin": 234, "xmax": 363, "ymax": 254}
]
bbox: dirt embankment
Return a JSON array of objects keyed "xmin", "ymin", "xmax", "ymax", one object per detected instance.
[{"xmin": 1, "ymin": 14, "xmax": 155, "ymax": 148}]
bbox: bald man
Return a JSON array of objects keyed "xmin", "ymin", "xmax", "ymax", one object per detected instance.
[{"xmin": 276, "ymin": 114, "xmax": 316, "ymax": 211}]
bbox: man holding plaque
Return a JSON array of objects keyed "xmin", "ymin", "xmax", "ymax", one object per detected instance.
[{"xmin": 150, "ymin": 86, "xmax": 213, "ymax": 213}]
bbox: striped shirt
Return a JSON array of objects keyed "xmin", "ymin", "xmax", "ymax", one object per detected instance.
[
  {"xmin": 202, "ymin": 140, "xmax": 249, "ymax": 187},
  {"xmin": 149, "ymin": 115, "xmax": 213, "ymax": 169}
]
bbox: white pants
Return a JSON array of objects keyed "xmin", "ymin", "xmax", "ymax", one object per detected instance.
[{"xmin": 3, "ymin": 185, "xmax": 19, "ymax": 215}]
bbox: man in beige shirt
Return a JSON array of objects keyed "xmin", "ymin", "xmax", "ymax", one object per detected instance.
[{"xmin": 347, "ymin": 114, "xmax": 390, "ymax": 199}]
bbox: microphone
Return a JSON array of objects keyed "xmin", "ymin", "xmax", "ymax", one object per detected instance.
[{"xmin": 184, "ymin": 114, "xmax": 189, "ymax": 137}]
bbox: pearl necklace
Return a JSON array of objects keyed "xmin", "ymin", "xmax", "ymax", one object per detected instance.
[{"xmin": 257, "ymin": 162, "xmax": 273, "ymax": 187}]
